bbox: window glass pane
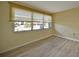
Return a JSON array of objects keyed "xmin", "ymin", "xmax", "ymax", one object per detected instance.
[
  {"xmin": 44, "ymin": 22, "xmax": 52, "ymax": 29},
  {"xmin": 33, "ymin": 22, "xmax": 43, "ymax": 30},
  {"xmin": 14, "ymin": 22, "xmax": 31, "ymax": 32},
  {"xmin": 33, "ymin": 12, "xmax": 43, "ymax": 22},
  {"xmin": 44, "ymin": 15, "xmax": 52, "ymax": 22},
  {"xmin": 12, "ymin": 8, "xmax": 32, "ymax": 21},
  {"xmin": 49, "ymin": 22, "xmax": 52, "ymax": 28},
  {"xmin": 44, "ymin": 23, "xmax": 49, "ymax": 28}
]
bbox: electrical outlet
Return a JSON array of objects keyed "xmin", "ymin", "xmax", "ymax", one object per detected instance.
[
  {"xmin": 73, "ymin": 33, "xmax": 75, "ymax": 36},
  {"xmin": 73, "ymin": 33, "xmax": 78, "ymax": 39},
  {"xmin": 72, "ymin": 33, "xmax": 76, "ymax": 39}
]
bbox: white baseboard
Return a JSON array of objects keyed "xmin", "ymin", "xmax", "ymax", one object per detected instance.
[
  {"xmin": 54, "ymin": 34, "xmax": 79, "ymax": 42},
  {"xmin": 0, "ymin": 34, "xmax": 53, "ymax": 54}
]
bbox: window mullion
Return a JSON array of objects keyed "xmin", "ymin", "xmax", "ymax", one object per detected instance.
[
  {"xmin": 31, "ymin": 12, "xmax": 33, "ymax": 31},
  {"xmin": 43, "ymin": 15, "xmax": 44, "ymax": 29}
]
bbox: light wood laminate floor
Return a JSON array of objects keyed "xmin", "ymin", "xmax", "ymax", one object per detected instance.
[{"xmin": 1, "ymin": 36, "xmax": 79, "ymax": 57}]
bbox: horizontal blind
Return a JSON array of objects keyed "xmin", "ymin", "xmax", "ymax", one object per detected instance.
[
  {"xmin": 33, "ymin": 12, "xmax": 43, "ymax": 22},
  {"xmin": 44, "ymin": 15, "xmax": 52, "ymax": 22},
  {"xmin": 12, "ymin": 7, "xmax": 32, "ymax": 21}
]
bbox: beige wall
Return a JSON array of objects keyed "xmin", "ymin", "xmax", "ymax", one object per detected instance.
[
  {"xmin": 0, "ymin": 2, "xmax": 3, "ymax": 51},
  {"xmin": 0, "ymin": 2, "xmax": 55, "ymax": 53},
  {"xmin": 54, "ymin": 7, "xmax": 79, "ymax": 40}
]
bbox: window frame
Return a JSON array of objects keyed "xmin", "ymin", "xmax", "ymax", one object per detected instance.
[{"xmin": 9, "ymin": 2, "xmax": 53, "ymax": 32}]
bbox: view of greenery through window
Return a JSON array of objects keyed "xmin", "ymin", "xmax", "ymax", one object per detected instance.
[{"xmin": 12, "ymin": 7, "xmax": 52, "ymax": 32}]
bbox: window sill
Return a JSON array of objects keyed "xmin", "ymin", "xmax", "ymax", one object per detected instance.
[{"xmin": 13, "ymin": 28, "xmax": 52, "ymax": 33}]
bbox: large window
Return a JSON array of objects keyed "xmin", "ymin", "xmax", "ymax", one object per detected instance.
[{"xmin": 12, "ymin": 7, "xmax": 52, "ymax": 32}]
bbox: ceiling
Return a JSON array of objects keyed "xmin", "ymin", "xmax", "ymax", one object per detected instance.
[{"xmin": 17, "ymin": 1, "xmax": 79, "ymax": 13}]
